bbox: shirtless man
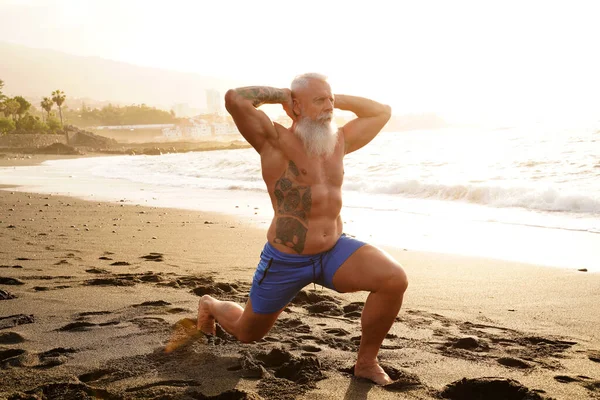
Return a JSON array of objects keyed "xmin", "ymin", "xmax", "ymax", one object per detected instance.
[{"xmin": 197, "ymin": 73, "xmax": 408, "ymax": 385}]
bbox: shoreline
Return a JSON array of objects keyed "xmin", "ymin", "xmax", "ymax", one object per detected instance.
[{"xmin": 1, "ymin": 150, "xmax": 599, "ymax": 274}]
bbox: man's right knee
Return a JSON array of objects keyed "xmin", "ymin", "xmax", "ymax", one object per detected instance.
[
  {"xmin": 237, "ymin": 330, "xmax": 266, "ymax": 344},
  {"xmin": 235, "ymin": 300, "xmax": 281, "ymax": 343}
]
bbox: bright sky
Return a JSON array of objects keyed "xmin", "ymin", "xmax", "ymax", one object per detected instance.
[{"xmin": 1, "ymin": 0, "xmax": 599, "ymax": 125}]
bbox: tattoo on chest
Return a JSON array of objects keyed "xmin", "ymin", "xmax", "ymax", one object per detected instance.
[{"xmin": 273, "ymin": 161, "xmax": 312, "ymax": 253}]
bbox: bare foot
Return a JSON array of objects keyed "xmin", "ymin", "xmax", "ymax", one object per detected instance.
[
  {"xmin": 354, "ymin": 362, "xmax": 393, "ymax": 385},
  {"xmin": 197, "ymin": 295, "xmax": 216, "ymax": 335}
]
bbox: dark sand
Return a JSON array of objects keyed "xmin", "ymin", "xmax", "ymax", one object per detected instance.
[{"xmin": 1, "ymin": 155, "xmax": 600, "ymax": 399}]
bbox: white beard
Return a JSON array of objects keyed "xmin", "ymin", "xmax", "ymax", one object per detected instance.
[{"xmin": 294, "ymin": 114, "xmax": 338, "ymax": 157}]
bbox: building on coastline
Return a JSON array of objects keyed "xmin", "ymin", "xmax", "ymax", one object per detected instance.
[
  {"xmin": 88, "ymin": 124, "xmax": 174, "ymax": 142},
  {"xmin": 94, "ymin": 124, "xmax": 175, "ymax": 131},
  {"xmin": 161, "ymin": 117, "xmax": 238, "ymax": 139},
  {"xmin": 206, "ymin": 89, "xmax": 222, "ymax": 115},
  {"xmin": 90, "ymin": 114, "xmax": 239, "ymax": 141}
]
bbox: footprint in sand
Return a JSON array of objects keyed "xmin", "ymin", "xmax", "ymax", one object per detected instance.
[
  {"xmin": 0, "ymin": 289, "xmax": 16, "ymax": 300},
  {"xmin": 140, "ymin": 252, "xmax": 164, "ymax": 262},
  {"xmin": 316, "ymin": 336, "xmax": 357, "ymax": 352},
  {"xmin": 344, "ymin": 311, "xmax": 362, "ymax": 319},
  {"xmin": 85, "ymin": 268, "xmax": 110, "ymax": 274},
  {"xmin": 299, "ymin": 345, "xmax": 322, "ymax": 353},
  {"xmin": 305, "ymin": 301, "xmax": 344, "ymax": 316},
  {"xmin": 1, "ymin": 347, "xmax": 76, "ymax": 368},
  {"xmin": 554, "ymin": 375, "xmax": 585, "ymax": 383},
  {"xmin": 192, "ymin": 282, "xmax": 238, "ymax": 297},
  {"xmin": 323, "ymin": 327, "xmax": 350, "ymax": 336},
  {"xmin": 447, "ymin": 336, "xmax": 489, "ymax": 351},
  {"xmin": 110, "ymin": 261, "xmax": 131, "ymax": 266},
  {"xmin": 343, "ymin": 302, "xmax": 364, "ymax": 312},
  {"xmin": 132, "ymin": 300, "xmax": 171, "ymax": 307},
  {"xmin": 9, "ymin": 383, "xmax": 117, "ymax": 399},
  {"xmin": 0, "ymin": 277, "xmax": 24, "ymax": 285},
  {"xmin": 0, "ymin": 348, "xmax": 27, "ymax": 364},
  {"xmin": 124, "ymin": 379, "xmax": 203, "ymax": 393},
  {"xmin": 584, "ymin": 380, "xmax": 600, "ymax": 392},
  {"xmin": 554, "ymin": 375, "xmax": 600, "ymax": 394},
  {"xmin": 78, "ymin": 311, "xmax": 112, "ymax": 317},
  {"xmin": 274, "ymin": 317, "xmax": 311, "ymax": 334},
  {"xmin": 85, "ymin": 277, "xmax": 136, "ymax": 287},
  {"xmin": 0, "ymin": 332, "xmax": 25, "ymax": 344},
  {"xmin": 138, "ymin": 272, "xmax": 164, "ymax": 282},
  {"xmin": 497, "ymin": 357, "xmax": 533, "ymax": 369},
  {"xmin": 58, "ymin": 321, "xmax": 97, "ymax": 331},
  {"xmin": 238, "ymin": 348, "xmax": 325, "ymax": 390},
  {"xmin": 440, "ymin": 377, "xmax": 547, "ymax": 400},
  {"xmin": 167, "ymin": 307, "xmax": 188, "ymax": 314},
  {"xmin": 589, "ymin": 351, "xmax": 600, "ymax": 363},
  {"xmin": 0, "ymin": 314, "xmax": 34, "ymax": 329},
  {"xmin": 262, "ymin": 336, "xmax": 279, "ymax": 342},
  {"xmin": 78, "ymin": 368, "xmax": 114, "ymax": 383}
]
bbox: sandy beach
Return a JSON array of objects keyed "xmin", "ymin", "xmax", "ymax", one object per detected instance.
[{"xmin": 1, "ymin": 154, "xmax": 600, "ymax": 400}]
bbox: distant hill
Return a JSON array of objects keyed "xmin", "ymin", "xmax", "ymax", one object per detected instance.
[{"xmin": 0, "ymin": 41, "xmax": 240, "ymax": 110}]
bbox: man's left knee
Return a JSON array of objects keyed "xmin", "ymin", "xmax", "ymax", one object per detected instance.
[{"xmin": 387, "ymin": 263, "xmax": 408, "ymax": 294}]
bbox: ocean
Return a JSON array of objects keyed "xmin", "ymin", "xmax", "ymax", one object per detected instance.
[{"xmin": 1, "ymin": 124, "xmax": 599, "ymax": 271}]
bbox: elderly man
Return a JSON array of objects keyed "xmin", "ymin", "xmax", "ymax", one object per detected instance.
[{"xmin": 197, "ymin": 73, "xmax": 408, "ymax": 385}]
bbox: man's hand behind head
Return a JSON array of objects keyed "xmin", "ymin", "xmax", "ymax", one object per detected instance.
[{"xmin": 282, "ymin": 88, "xmax": 296, "ymax": 122}]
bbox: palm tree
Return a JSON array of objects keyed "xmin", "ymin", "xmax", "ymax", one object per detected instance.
[
  {"xmin": 41, "ymin": 97, "xmax": 53, "ymax": 122},
  {"xmin": 51, "ymin": 90, "xmax": 66, "ymax": 142},
  {"xmin": 51, "ymin": 90, "xmax": 66, "ymax": 126}
]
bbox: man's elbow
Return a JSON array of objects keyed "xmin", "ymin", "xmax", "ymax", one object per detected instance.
[
  {"xmin": 224, "ymin": 89, "xmax": 238, "ymax": 112},
  {"xmin": 381, "ymin": 104, "xmax": 392, "ymax": 121}
]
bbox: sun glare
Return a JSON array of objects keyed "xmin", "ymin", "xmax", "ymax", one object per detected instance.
[{"xmin": 0, "ymin": 0, "xmax": 598, "ymax": 125}]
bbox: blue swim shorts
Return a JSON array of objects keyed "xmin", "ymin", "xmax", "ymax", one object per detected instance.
[{"xmin": 249, "ymin": 234, "xmax": 366, "ymax": 314}]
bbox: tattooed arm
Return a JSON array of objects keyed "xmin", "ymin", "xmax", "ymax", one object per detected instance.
[
  {"xmin": 224, "ymin": 87, "xmax": 293, "ymax": 153},
  {"xmin": 335, "ymin": 94, "xmax": 392, "ymax": 154}
]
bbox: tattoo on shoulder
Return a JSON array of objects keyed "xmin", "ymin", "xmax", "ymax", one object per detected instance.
[
  {"xmin": 235, "ymin": 86, "xmax": 285, "ymax": 107},
  {"xmin": 273, "ymin": 161, "xmax": 312, "ymax": 253}
]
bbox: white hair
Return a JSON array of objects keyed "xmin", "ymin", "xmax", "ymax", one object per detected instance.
[{"xmin": 291, "ymin": 72, "xmax": 329, "ymax": 92}]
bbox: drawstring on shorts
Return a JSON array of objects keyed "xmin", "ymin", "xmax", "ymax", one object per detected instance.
[
  {"xmin": 259, "ymin": 249, "xmax": 329, "ymax": 289},
  {"xmin": 311, "ymin": 254, "xmax": 325, "ymax": 290}
]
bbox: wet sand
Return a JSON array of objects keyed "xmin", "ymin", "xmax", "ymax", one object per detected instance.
[{"xmin": 1, "ymin": 156, "xmax": 600, "ymax": 399}]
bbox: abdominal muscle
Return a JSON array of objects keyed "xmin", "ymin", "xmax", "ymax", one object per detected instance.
[{"xmin": 267, "ymin": 185, "xmax": 344, "ymax": 255}]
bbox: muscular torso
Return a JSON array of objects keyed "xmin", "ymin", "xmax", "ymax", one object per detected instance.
[{"xmin": 262, "ymin": 124, "xmax": 345, "ymax": 255}]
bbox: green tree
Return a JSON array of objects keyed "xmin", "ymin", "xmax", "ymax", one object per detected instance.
[
  {"xmin": 46, "ymin": 117, "xmax": 61, "ymax": 133},
  {"xmin": 13, "ymin": 96, "xmax": 31, "ymax": 122},
  {"xmin": 0, "ymin": 79, "xmax": 5, "ymax": 101},
  {"xmin": 41, "ymin": 97, "xmax": 53, "ymax": 122},
  {"xmin": 17, "ymin": 114, "xmax": 46, "ymax": 133},
  {"xmin": 0, "ymin": 117, "xmax": 15, "ymax": 134}
]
